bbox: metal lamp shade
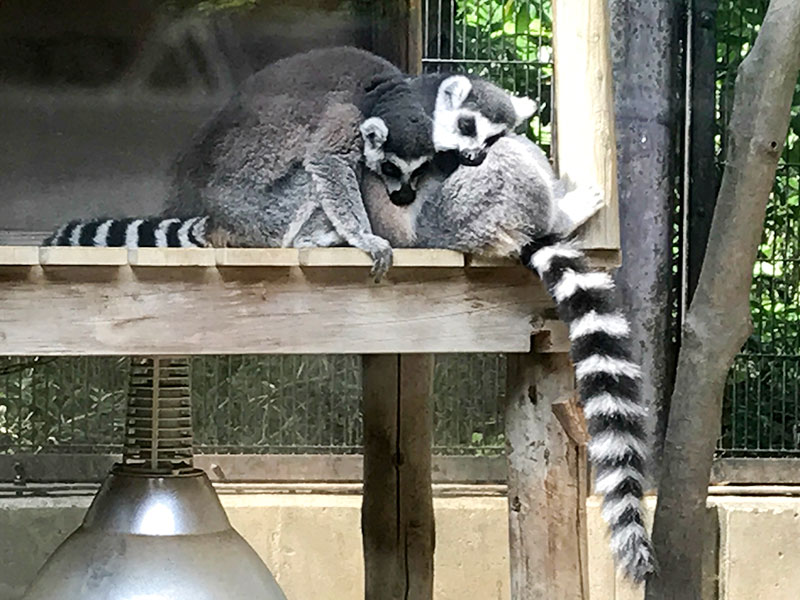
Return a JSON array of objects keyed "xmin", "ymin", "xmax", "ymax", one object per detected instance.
[
  {"xmin": 23, "ymin": 468, "xmax": 287, "ymax": 600},
  {"xmin": 23, "ymin": 357, "xmax": 288, "ymax": 600}
]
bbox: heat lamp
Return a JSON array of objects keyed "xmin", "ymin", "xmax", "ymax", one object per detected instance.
[{"xmin": 23, "ymin": 356, "xmax": 288, "ymax": 600}]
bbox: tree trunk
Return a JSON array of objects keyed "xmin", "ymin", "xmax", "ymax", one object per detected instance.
[
  {"xmin": 608, "ymin": 0, "xmax": 681, "ymax": 469},
  {"xmin": 645, "ymin": 3, "xmax": 800, "ymax": 599}
]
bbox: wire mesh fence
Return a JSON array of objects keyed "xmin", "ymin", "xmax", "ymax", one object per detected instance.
[
  {"xmin": 716, "ymin": 0, "xmax": 800, "ymax": 456},
  {"xmin": 0, "ymin": 0, "xmax": 550, "ymax": 476},
  {"xmin": 0, "ymin": 355, "xmax": 506, "ymax": 460},
  {"xmin": 422, "ymin": 0, "xmax": 554, "ymax": 148}
]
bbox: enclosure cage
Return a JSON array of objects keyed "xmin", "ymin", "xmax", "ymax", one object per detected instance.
[
  {"xmin": 712, "ymin": 0, "xmax": 800, "ymax": 458},
  {"xmin": 0, "ymin": 0, "xmax": 564, "ymax": 484},
  {"xmin": 4, "ymin": 0, "xmax": 798, "ymax": 488}
]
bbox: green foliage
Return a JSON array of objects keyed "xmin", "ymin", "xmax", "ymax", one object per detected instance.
[
  {"xmin": 717, "ymin": 0, "xmax": 800, "ymax": 454},
  {"xmin": 432, "ymin": 0, "xmax": 554, "ymax": 149}
]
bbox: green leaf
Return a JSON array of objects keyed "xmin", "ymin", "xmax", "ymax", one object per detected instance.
[
  {"xmin": 503, "ymin": 0, "xmax": 515, "ymax": 22},
  {"xmin": 516, "ymin": 6, "xmax": 531, "ymax": 32}
]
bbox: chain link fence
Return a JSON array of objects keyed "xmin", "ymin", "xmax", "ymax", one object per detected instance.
[{"xmin": 0, "ymin": 355, "xmax": 505, "ymax": 460}]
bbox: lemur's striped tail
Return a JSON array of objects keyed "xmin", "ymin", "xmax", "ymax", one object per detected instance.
[
  {"xmin": 522, "ymin": 234, "xmax": 656, "ymax": 583},
  {"xmin": 43, "ymin": 217, "xmax": 209, "ymax": 248}
]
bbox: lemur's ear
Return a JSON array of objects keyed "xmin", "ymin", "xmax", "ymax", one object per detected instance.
[
  {"xmin": 510, "ymin": 95, "xmax": 538, "ymax": 126},
  {"xmin": 360, "ymin": 117, "xmax": 388, "ymax": 150},
  {"xmin": 360, "ymin": 117, "xmax": 389, "ymax": 163},
  {"xmin": 437, "ymin": 75, "xmax": 472, "ymax": 111}
]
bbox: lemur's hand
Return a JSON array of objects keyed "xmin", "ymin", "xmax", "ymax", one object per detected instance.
[{"xmin": 357, "ymin": 233, "xmax": 393, "ymax": 282}]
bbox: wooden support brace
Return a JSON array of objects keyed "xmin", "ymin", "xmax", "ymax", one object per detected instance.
[
  {"xmin": 362, "ymin": 354, "xmax": 435, "ymax": 600},
  {"xmin": 504, "ymin": 352, "xmax": 589, "ymax": 600}
]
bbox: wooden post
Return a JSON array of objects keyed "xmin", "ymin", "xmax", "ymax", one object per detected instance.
[
  {"xmin": 504, "ymin": 351, "xmax": 589, "ymax": 600},
  {"xmin": 552, "ymin": 0, "xmax": 620, "ymax": 251},
  {"xmin": 362, "ymin": 354, "xmax": 435, "ymax": 600},
  {"xmin": 366, "ymin": 0, "xmax": 423, "ymax": 74}
]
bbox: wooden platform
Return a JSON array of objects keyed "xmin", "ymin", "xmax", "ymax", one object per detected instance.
[{"xmin": 0, "ymin": 246, "xmax": 616, "ymax": 356}]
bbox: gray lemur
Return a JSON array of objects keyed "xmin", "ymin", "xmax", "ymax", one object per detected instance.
[
  {"xmin": 362, "ymin": 134, "xmax": 657, "ymax": 584},
  {"xmin": 163, "ymin": 45, "xmax": 435, "ymax": 277},
  {"xmin": 44, "ymin": 56, "xmax": 537, "ymax": 276},
  {"xmin": 45, "ymin": 46, "xmax": 435, "ymax": 279}
]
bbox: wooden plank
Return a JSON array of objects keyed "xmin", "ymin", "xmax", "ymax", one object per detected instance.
[
  {"xmin": 505, "ymin": 352, "xmax": 586, "ymax": 599},
  {"xmin": 0, "ymin": 246, "xmax": 39, "ymax": 265},
  {"xmin": 391, "ymin": 249, "xmax": 464, "ymax": 268},
  {"xmin": 552, "ymin": 0, "xmax": 620, "ymax": 250},
  {"xmin": 711, "ymin": 457, "xmax": 800, "ymax": 485},
  {"xmin": 552, "ymin": 395, "xmax": 589, "ymax": 446},
  {"xmin": 708, "ymin": 484, "xmax": 800, "ymax": 496},
  {"xmin": 39, "ymin": 246, "xmax": 127, "ymax": 266},
  {"xmin": 298, "ymin": 247, "xmax": 372, "ymax": 267},
  {"xmin": 215, "ymin": 248, "xmax": 299, "ymax": 266},
  {"xmin": 362, "ymin": 355, "xmax": 404, "ymax": 599},
  {"xmin": 299, "ymin": 247, "xmax": 464, "ymax": 268},
  {"xmin": 0, "ymin": 453, "xmax": 506, "ymax": 485},
  {"xmin": 0, "ymin": 246, "xmax": 615, "ymax": 269},
  {"xmin": 362, "ymin": 354, "xmax": 435, "ymax": 600},
  {"xmin": 128, "ymin": 247, "xmax": 216, "ymax": 266},
  {"xmin": 534, "ymin": 319, "xmax": 572, "ymax": 354},
  {"xmin": 398, "ymin": 354, "xmax": 435, "ymax": 600},
  {"xmin": 467, "ymin": 249, "xmax": 621, "ymax": 269},
  {"xmin": 0, "ymin": 266, "xmax": 549, "ymax": 354}
]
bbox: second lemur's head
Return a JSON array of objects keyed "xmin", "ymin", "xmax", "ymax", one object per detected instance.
[
  {"xmin": 359, "ymin": 73, "xmax": 435, "ymax": 207},
  {"xmin": 431, "ymin": 75, "xmax": 537, "ymax": 166}
]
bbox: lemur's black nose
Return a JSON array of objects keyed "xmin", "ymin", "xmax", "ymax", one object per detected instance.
[
  {"xmin": 459, "ymin": 148, "xmax": 487, "ymax": 166},
  {"xmin": 390, "ymin": 185, "xmax": 416, "ymax": 207}
]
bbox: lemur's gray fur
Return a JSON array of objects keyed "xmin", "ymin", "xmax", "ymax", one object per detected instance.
[
  {"xmin": 362, "ymin": 134, "xmax": 657, "ymax": 584},
  {"xmin": 44, "ymin": 47, "xmax": 437, "ymax": 277},
  {"xmin": 162, "ymin": 45, "xmax": 434, "ymax": 277}
]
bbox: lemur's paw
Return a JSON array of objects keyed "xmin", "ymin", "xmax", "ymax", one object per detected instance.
[
  {"xmin": 359, "ymin": 234, "xmax": 393, "ymax": 282},
  {"xmin": 559, "ymin": 185, "xmax": 605, "ymax": 231}
]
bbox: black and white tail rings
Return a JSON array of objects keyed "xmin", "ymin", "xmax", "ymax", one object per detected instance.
[
  {"xmin": 44, "ymin": 216, "xmax": 209, "ymax": 248},
  {"xmin": 524, "ymin": 237, "xmax": 657, "ymax": 583}
]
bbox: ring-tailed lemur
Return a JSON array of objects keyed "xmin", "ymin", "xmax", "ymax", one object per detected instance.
[
  {"xmin": 409, "ymin": 73, "xmax": 537, "ymax": 168},
  {"xmin": 44, "ymin": 47, "xmax": 435, "ymax": 280},
  {"xmin": 359, "ymin": 72, "xmax": 537, "ymax": 209},
  {"xmin": 163, "ymin": 46, "xmax": 436, "ymax": 278},
  {"xmin": 361, "ymin": 134, "xmax": 656, "ymax": 583},
  {"xmin": 43, "ymin": 53, "xmax": 537, "ymax": 271}
]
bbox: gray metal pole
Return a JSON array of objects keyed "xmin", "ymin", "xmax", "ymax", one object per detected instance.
[{"xmin": 608, "ymin": 0, "xmax": 682, "ymax": 472}]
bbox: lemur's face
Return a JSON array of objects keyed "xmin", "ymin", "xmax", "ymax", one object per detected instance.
[
  {"xmin": 432, "ymin": 75, "xmax": 537, "ymax": 167},
  {"xmin": 360, "ymin": 117, "xmax": 433, "ymax": 207}
]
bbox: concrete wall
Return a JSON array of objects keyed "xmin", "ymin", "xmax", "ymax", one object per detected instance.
[{"xmin": 2, "ymin": 488, "xmax": 799, "ymax": 599}]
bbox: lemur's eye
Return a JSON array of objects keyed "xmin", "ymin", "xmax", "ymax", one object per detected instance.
[
  {"xmin": 381, "ymin": 162, "xmax": 402, "ymax": 179},
  {"xmin": 457, "ymin": 116, "xmax": 477, "ymax": 137},
  {"xmin": 485, "ymin": 132, "xmax": 504, "ymax": 147}
]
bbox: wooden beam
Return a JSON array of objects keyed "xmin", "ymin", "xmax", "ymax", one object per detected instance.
[
  {"xmin": 504, "ymin": 352, "xmax": 588, "ymax": 599},
  {"xmin": 0, "ymin": 259, "xmax": 550, "ymax": 355},
  {"xmin": 552, "ymin": 0, "xmax": 620, "ymax": 250},
  {"xmin": 362, "ymin": 354, "xmax": 435, "ymax": 600},
  {"xmin": 0, "ymin": 453, "xmax": 507, "ymax": 485},
  {"xmin": 0, "ymin": 247, "xmax": 615, "ymax": 268},
  {"xmin": 711, "ymin": 457, "xmax": 800, "ymax": 486}
]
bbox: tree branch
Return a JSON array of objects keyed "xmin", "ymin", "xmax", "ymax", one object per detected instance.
[{"xmin": 646, "ymin": 2, "xmax": 800, "ymax": 598}]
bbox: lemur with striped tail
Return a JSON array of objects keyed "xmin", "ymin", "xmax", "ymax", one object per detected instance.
[
  {"xmin": 45, "ymin": 46, "xmax": 435, "ymax": 279},
  {"xmin": 43, "ymin": 64, "xmax": 538, "ymax": 267},
  {"xmin": 361, "ymin": 133, "xmax": 656, "ymax": 583}
]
